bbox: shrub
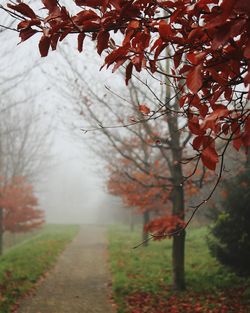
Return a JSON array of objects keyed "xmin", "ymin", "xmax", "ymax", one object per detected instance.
[{"xmin": 207, "ymin": 168, "xmax": 250, "ymax": 276}]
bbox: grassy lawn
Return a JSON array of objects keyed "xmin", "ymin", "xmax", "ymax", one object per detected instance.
[
  {"xmin": 108, "ymin": 225, "xmax": 250, "ymax": 313},
  {"xmin": 0, "ymin": 224, "xmax": 79, "ymax": 313},
  {"xmin": 3, "ymin": 229, "xmax": 43, "ymax": 252}
]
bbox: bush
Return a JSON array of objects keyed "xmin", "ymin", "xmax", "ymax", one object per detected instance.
[{"xmin": 207, "ymin": 168, "xmax": 250, "ymax": 276}]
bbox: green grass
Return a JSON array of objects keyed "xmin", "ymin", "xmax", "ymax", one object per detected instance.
[
  {"xmin": 0, "ymin": 224, "xmax": 79, "ymax": 313},
  {"xmin": 108, "ymin": 225, "xmax": 249, "ymax": 312},
  {"xmin": 3, "ymin": 229, "xmax": 43, "ymax": 252}
]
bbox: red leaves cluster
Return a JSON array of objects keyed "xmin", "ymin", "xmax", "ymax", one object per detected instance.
[
  {"xmin": 107, "ymin": 155, "xmax": 199, "ymax": 238},
  {"xmin": 7, "ymin": 0, "xmax": 250, "ymax": 170},
  {"xmin": 108, "ymin": 166, "xmax": 168, "ymax": 215},
  {"xmin": 138, "ymin": 104, "xmax": 151, "ymax": 115},
  {"xmin": 125, "ymin": 287, "xmax": 249, "ymax": 313},
  {"xmin": 144, "ymin": 216, "xmax": 186, "ymax": 239},
  {"xmin": 0, "ymin": 177, "xmax": 44, "ymax": 233}
]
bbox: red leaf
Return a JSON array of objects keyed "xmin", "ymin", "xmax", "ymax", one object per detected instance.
[
  {"xmin": 179, "ymin": 95, "xmax": 186, "ymax": 108},
  {"xmin": 158, "ymin": 20, "xmax": 173, "ymax": 41},
  {"xmin": 51, "ymin": 33, "xmax": 60, "ymax": 50},
  {"xmin": 125, "ymin": 62, "xmax": 133, "ymax": 85},
  {"xmin": 42, "ymin": 0, "xmax": 58, "ymax": 12},
  {"xmin": 75, "ymin": 9, "xmax": 99, "ymax": 24},
  {"xmin": 244, "ymin": 39, "xmax": 250, "ymax": 59},
  {"xmin": 120, "ymin": 3, "xmax": 140, "ymax": 19},
  {"xmin": 104, "ymin": 44, "xmax": 129, "ymax": 68},
  {"xmin": 186, "ymin": 64, "xmax": 203, "ymax": 94},
  {"xmin": 59, "ymin": 28, "xmax": 72, "ymax": 42},
  {"xmin": 138, "ymin": 104, "xmax": 150, "ymax": 115},
  {"xmin": 188, "ymin": 115, "xmax": 204, "ymax": 136},
  {"xmin": 97, "ymin": 31, "xmax": 110, "ymax": 55},
  {"xmin": 179, "ymin": 64, "xmax": 192, "ymax": 75},
  {"xmin": 145, "ymin": 215, "xmax": 186, "ymax": 240},
  {"xmin": 112, "ymin": 58, "xmax": 127, "ymax": 73},
  {"xmin": 75, "ymin": 0, "xmax": 103, "ymax": 6},
  {"xmin": 17, "ymin": 19, "xmax": 41, "ymax": 30},
  {"xmin": 201, "ymin": 145, "xmax": 218, "ymax": 170},
  {"xmin": 39, "ymin": 36, "xmax": 51, "ymax": 57},
  {"xmin": 173, "ymin": 52, "xmax": 182, "ymax": 69},
  {"xmin": 201, "ymin": 106, "xmax": 230, "ymax": 131},
  {"xmin": 192, "ymin": 136, "xmax": 204, "ymax": 150},
  {"xmin": 233, "ymin": 136, "xmax": 242, "ymax": 151},
  {"xmin": 19, "ymin": 28, "xmax": 37, "ymax": 42},
  {"xmin": 187, "ymin": 52, "xmax": 206, "ymax": 65},
  {"xmin": 128, "ymin": 20, "xmax": 140, "ymax": 29},
  {"xmin": 212, "ymin": 26, "xmax": 231, "ymax": 50},
  {"xmin": 78, "ymin": 33, "xmax": 86, "ymax": 52},
  {"xmin": 7, "ymin": 3, "xmax": 36, "ymax": 19}
]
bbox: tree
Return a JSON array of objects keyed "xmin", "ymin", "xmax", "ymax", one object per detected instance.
[
  {"xmin": 0, "ymin": 93, "xmax": 50, "ymax": 255},
  {"xmin": 0, "ymin": 13, "xmax": 52, "ymax": 254},
  {"xmin": 2, "ymin": 0, "xmax": 249, "ymax": 291},
  {"xmin": 207, "ymin": 167, "xmax": 250, "ymax": 276},
  {"xmin": 39, "ymin": 38, "xmax": 214, "ymax": 290},
  {"xmin": 2, "ymin": 0, "xmax": 250, "ymax": 171},
  {"xmin": 57, "ymin": 59, "xmax": 192, "ymax": 289},
  {"xmin": 107, "ymin": 155, "xmax": 170, "ymax": 246},
  {"xmin": 0, "ymin": 176, "xmax": 44, "ymax": 255}
]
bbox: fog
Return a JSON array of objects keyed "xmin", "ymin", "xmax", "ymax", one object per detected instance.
[
  {"xmin": 37, "ymin": 132, "xmax": 128, "ymax": 224},
  {"xmin": 0, "ymin": 8, "xmax": 130, "ymax": 226}
]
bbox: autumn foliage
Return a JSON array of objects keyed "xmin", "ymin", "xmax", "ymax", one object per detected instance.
[
  {"xmin": 125, "ymin": 287, "xmax": 248, "ymax": 313},
  {"xmin": 0, "ymin": 177, "xmax": 44, "ymax": 233},
  {"xmin": 107, "ymin": 154, "xmax": 200, "ymax": 238},
  {"xmin": 5, "ymin": 0, "xmax": 250, "ymax": 172}
]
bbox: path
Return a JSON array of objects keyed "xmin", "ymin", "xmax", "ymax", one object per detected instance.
[{"xmin": 18, "ymin": 225, "xmax": 115, "ymax": 313}]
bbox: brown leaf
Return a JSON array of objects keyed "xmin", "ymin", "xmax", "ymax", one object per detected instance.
[
  {"xmin": 39, "ymin": 36, "xmax": 51, "ymax": 57},
  {"xmin": 186, "ymin": 64, "xmax": 203, "ymax": 94},
  {"xmin": 7, "ymin": 3, "xmax": 36, "ymax": 19}
]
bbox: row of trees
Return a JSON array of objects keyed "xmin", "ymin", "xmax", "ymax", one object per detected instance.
[
  {"xmin": 2, "ymin": 0, "xmax": 249, "ymax": 291},
  {"xmin": 51, "ymin": 50, "xmax": 214, "ymax": 289},
  {"xmin": 0, "ymin": 20, "xmax": 51, "ymax": 254}
]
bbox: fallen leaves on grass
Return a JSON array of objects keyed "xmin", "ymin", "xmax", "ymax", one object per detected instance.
[{"xmin": 125, "ymin": 287, "xmax": 250, "ymax": 313}]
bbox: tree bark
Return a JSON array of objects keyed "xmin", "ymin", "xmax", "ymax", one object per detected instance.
[
  {"xmin": 167, "ymin": 104, "xmax": 186, "ymax": 290},
  {"xmin": 142, "ymin": 210, "xmax": 150, "ymax": 247},
  {"xmin": 171, "ymin": 183, "xmax": 186, "ymax": 290}
]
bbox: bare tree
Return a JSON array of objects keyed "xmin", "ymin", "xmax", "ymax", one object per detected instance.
[{"xmin": 51, "ymin": 48, "xmax": 203, "ymax": 290}]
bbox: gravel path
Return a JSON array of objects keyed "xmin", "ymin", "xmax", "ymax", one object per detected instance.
[{"xmin": 18, "ymin": 225, "xmax": 115, "ymax": 313}]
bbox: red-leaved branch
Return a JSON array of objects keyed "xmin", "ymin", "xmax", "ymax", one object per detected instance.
[{"xmin": 3, "ymin": 0, "xmax": 250, "ymax": 170}]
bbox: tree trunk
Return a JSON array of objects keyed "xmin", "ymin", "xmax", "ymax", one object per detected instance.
[
  {"xmin": 129, "ymin": 208, "xmax": 134, "ymax": 232},
  {"xmin": 170, "ymin": 158, "xmax": 186, "ymax": 290},
  {"xmin": 142, "ymin": 210, "xmax": 150, "ymax": 247},
  {"xmin": 0, "ymin": 208, "xmax": 3, "ymax": 255},
  {"xmin": 167, "ymin": 103, "xmax": 186, "ymax": 290},
  {"xmin": 171, "ymin": 184, "xmax": 186, "ymax": 290}
]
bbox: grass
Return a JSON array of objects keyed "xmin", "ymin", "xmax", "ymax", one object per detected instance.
[
  {"xmin": 0, "ymin": 224, "xmax": 79, "ymax": 313},
  {"xmin": 108, "ymin": 224, "xmax": 250, "ymax": 312},
  {"xmin": 3, "ymin": 229, "xmax": 43, "ymax": 253}
]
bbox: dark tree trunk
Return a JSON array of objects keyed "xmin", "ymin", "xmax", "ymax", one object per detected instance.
[
  {"xmin": 171, "ymin": 165, "xmax": 186, "ymax": 290},
  {"xmin": 171, "ymin": 183, "xmax": 186, "ymax": 290},
  {"xmin": 0, "ymin": 208, "xmax": 3, "ymax": 255},
  {"xmin": 142, "ymin": 210, "xmax": 150, "ymax": 247},
  {"xmin": 167, "ymin": 102, "xmax": 186, "ymax": 290}
]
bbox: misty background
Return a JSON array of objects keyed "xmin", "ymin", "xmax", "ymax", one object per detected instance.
[{"xmin": 0, "ymin": 7, "xmax": 129, "ymax": 225}]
